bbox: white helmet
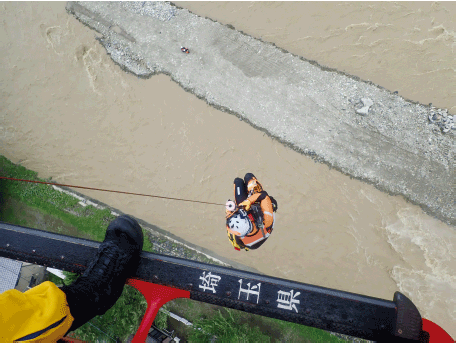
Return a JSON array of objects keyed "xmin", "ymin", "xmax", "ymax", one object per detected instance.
[{"xmin": 227, "ymin": 210, "xmax": 252, "ymax": 237}]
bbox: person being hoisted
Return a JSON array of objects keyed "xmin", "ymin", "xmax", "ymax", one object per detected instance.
[{"xmin": 226, "ymin": 173, "xmax": 278, "ymax": 251}]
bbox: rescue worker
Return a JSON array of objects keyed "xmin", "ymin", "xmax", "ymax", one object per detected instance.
[
  {"xmin": 226, "ymin": 173, "xmax": 278, "ymax": 251},
  {"xmin": 0, "ymin": 215, "xmax": 143, "ymax": 342}
]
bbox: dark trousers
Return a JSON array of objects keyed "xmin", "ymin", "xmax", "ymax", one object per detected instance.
[
  {"xmin": 233, "ymin": 173, "xmax": 256, "ymax": 205},
  {"xmin": 60, "ymin": 285, "xmax": 99, "ymax": 334}
]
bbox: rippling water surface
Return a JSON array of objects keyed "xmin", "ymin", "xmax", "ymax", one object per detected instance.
[
  {"xmin": 0, "ymin": 2, "xmax": 454, "ymax": 337},
  {"xmin": 177, "ymin": 1, "xmax": 456, "ymax": 113}
]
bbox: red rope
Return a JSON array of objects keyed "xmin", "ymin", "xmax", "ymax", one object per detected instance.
[{"xmin": 0, "ymin": 176, "xmax": 224, "ymax": 206}]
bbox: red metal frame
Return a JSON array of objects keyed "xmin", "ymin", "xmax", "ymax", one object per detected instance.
[
  {"xmin": 126, "ymin": 278, "xmax": 190, "ymax": 343},
  {"xmin": 421, "ymin": 318, "xmax": 453, "ymax": 343}
]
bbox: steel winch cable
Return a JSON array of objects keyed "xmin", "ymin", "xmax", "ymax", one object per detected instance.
[{"xmin": 0, "ymin": 177, "xmax": 225, "ymax": 206}]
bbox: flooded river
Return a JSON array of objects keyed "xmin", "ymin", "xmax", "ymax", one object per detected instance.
[{"xmin": 0, "ymin": 2, "xmax": 454, "ymax": 337}]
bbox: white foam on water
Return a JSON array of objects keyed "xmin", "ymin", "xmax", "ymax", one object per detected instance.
[{"xmin": 385, "ymin": 207, "xmax": 456, "ymax": 330}]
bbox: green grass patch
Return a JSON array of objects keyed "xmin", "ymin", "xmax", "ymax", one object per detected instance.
[
  {"xmin": 166, "ymin": 298, "xmax": 349, "ymax": 343},
  {"xmin": 46, "ymin": 271, "xmax": 79, "ymax": 287},
  {"xmin": 189, "ymin": 308, "xmax": 272, "ymax": 343},
  {"xmin": 0, "ymin": 155, "xmax": 153, "ymax": 252},
  {"xmin": 46, "ymin": 272, "xmax": 67, "ymax": 287},
  {"xmin": 154, "ymin": 304, "xmax": 170, "ymax": 331},
  {"xmin": 260, "ymin": 316, "xmax": 346, "ymax": 343}
]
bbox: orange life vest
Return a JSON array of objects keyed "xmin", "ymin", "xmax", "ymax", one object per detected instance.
[{"xmin": 226, "ymin": 194, "xmax": 275, "ymax": 250}]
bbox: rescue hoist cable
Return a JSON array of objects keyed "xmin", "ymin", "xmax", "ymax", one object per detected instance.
[{"xmin": 0, "ymin": 177, "xmax": 225, "ymax": 206}]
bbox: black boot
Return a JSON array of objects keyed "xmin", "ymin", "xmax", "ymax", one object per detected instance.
[{"xmin": 61, "ymin": 215, "xmax": 144, "ymax": 332}]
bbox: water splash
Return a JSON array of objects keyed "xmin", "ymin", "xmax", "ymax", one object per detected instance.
[{"xmin": 385, "ymin": 207, "xmax": 456, "ymax": 328}]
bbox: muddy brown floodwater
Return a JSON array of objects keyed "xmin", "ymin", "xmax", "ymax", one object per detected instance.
[
  {"xmin": 177, "ymin": 1, "xmax": 456, "ymax": 114},
  {"xmin": 1, "ymin": 2, "xmax": 454, "ymax": 337}
]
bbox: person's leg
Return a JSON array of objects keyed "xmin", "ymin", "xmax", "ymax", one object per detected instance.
[
  {"xmin": 233, "ymin": 177, "xmax": 248, "ymax": 205},
  {"xmin": 60, "ymin": 215, "xmax": 143, "ymax": 333},
  {"xmin": 244, "ymin": 173, "xmax": 263, "ymax": 195},
  {"xmin": 0, "ymin": 216, "xmax": 143, "ymax": 342},
  {"xmin": 244, "ymin": 173, "xmax": 256, "ymax": 185}
]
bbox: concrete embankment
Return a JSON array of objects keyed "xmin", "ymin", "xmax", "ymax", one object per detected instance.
[{"xmin": 66, "ymin": 1, "xmax": 454, "ymax": 226}]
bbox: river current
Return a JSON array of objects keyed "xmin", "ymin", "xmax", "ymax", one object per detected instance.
[{"xmin": 0, "ymin": 2, "xmax": 454, "ymax": 336}]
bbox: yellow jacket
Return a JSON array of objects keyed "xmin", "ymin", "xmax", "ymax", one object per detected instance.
[{"xmin": 0, "ymin": 281, "xmax": 74, "ymax": 342}]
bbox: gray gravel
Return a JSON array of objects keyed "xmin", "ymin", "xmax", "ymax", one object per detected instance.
[{"xmin": 67, "ymin": 1, "xmax": 455, "ymax": 226}]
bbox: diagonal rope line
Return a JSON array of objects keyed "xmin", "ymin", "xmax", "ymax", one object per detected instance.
[{"xmin": 0, "ymin": 177, "xmax": 225, "ymax": 206}]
